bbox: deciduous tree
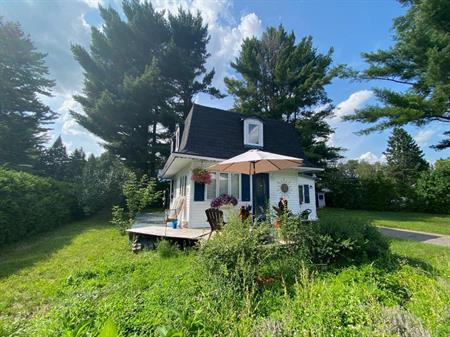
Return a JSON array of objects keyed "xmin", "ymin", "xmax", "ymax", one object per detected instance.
[{"xmin": 416, "ymin": 158, "xmax": 450, "ymax": 214}]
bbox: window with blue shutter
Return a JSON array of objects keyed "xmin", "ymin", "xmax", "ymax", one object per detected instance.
[
  {"xmin": 241, "ymin": 174, "xmax": 250, "ymax": 201},
  {"xmin": 303, "ymin": 184, "xmax": 310, "ymax": 204},
  {"xmin": 298, "ymin": 185, "xmax": 304, "ymax": 204},
  {"xmin": 194, "ymin": 182, "xmax": 205, "ymax": 201}
]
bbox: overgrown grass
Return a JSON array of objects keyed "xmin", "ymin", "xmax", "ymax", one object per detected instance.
[
  {"xmin": 0, "ymin": 215, "xmax": 449, "ymax": 336},
  {"xmin": 319, "ymin": 208, "xmax": 450, "ymax": 235}
]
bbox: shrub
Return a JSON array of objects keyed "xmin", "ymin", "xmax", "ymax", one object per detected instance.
[
  {"xmin": 75, "ymin": 153, "xmax": 129, "ymax": 216},
  {"xmin": 199, "ymin": 213, "xmax": 389, "ymax": 292},
  {"xmin": 299, "ymin": 217, "xmax": 389, "ymax": 265},
  {"xmin": 122, "ymin": 173, "xmax": 162, "ymax": 218},
  {"xmin": 111, "ymin": 173, "xmax": 162, "ymax": 234},
  {"xmin": 0, "ymin": 168, "xmax": 77, "ymax": 246},
  {"xmin": 111, "ymin": 205, "xmax": 131, "ymax": 235},
  {"xmin": 198, "ymin": 215, "xmax": 308, "ymax": 290},
  {"xmin": 414, "ymin": 159, "xmax": 450, "ymax": 214}
]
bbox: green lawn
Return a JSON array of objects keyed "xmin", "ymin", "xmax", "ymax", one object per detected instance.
[
  {"xmin": 1, "ymin": 215, "xmax": 449, "ymax": 336},
  {"xmin": 319, "ymin": 208, "xmax": 450, "ymax": 235}
]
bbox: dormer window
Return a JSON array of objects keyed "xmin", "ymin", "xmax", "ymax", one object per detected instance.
[{"xmin": 243, "ymin": 118, "xmax": 263, "ymax": 147}]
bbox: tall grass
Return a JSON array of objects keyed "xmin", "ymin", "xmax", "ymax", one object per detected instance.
[{"xmin": 0, "ymin": 216, "xmax": 448, "ymax": 336}]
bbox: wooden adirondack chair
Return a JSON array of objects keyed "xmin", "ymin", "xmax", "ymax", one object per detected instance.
[
  {"xmin": 205, "ymin": 208, "xmax": 225, "ymax": 239},
  {"xmin": 165, "ymin": 197, "xmax": 185, "ymax": 223}
]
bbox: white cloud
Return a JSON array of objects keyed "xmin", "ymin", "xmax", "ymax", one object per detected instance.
[
  {"xmin": 207, "ymin": 13, "xmax": 262, "ymax": 88},
  {"xmin": 82, "ymin": 0, "xmax": 104, "ymax": 8},
  {"xmin": 332, "ymin": 90, "xmax": 373, "ymax": 120},
  {"xmin": 152, "ymin": 0, "xmax": 234, "ymax": 27},
  {"xmin": 414, "ymin": 129, "xmax": 436, "ymax": 147},
  {"xmin": 152, "ymin": 0, "xmax": 263, "ymax": 89},
  {"xmin": 357, "ymin": 151, "xmax": 386, "ymax": 164},
  {"xmin": 51, "ymin": 95, "xmax": 105, "ymax": 154}
]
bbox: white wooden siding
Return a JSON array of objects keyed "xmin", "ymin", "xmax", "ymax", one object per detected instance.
[
  {"xmin": 171, "ymin": 160, "xmax": 318, "ymax": 227},
  {"xmin": 298, "ymin": 175, "xmax": 317, "ymax": 219},
  {"xmin": 171, "ymin": 165, "xmax": 191, "ymax": 226},
  {"xmin": 269, "ymin": 170, "xmax": 301, "ymax": 214},
  {"xmin": 189, "ymin": 160, "xmax": 252, "ymax": 228}
]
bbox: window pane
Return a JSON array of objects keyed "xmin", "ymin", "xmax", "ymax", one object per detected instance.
[
  {"xmin": 207, "ymin": 173, "xmax": 216, "ymax": 199},
  {"xmin": 298, "ymin": 185, "xmax": 303, "ymax": 204},
  {"xmin": 248, "ymin": 124, "xmax": 259, "ymax": 144},
  {"xmin": 219, "ymin": 173, "xmax": 228, "ymax": 195},
  {"xmin": 231, "ymin": 174, "xmax": 239, "ymax": 199},
  {"xmin": 304, "ymin": 184, "xmax": 310, "ymax": 204}
]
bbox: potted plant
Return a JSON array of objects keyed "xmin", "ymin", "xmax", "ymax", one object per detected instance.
[
  {"xmin": 191, "ymin": 168, "xmax": 212, "ymax": 184},
  {"xmin": 211, "ymin": 194, "xmax": 238, "ymax": 209},
  {"xmin": 211, "ymin": 194, "xmax": 238, "ymax": 222}
]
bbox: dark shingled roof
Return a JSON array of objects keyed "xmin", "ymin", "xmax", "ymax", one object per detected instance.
[{"xmin": 176, "ymin": 104, "xmax": 315, "ymax": 167}]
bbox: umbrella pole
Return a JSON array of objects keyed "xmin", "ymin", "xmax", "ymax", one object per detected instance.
[{"xmin": 251, "ymin": 161, "xmax": 255, "ymax": 225}]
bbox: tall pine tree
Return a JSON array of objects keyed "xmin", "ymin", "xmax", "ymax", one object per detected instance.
[
  {"xmin": 165, "ymin": 8, "xmax": 224, "ymax": 120},
  {"xmin": 0, "ymin": 19, "xmax": 55, "ymax": 169},
  {"xmin": 71, "ymin": 1, "xmax": 221, "ymax": 175},
  {"xmin": 345, "ymin": 0, "xmax": 450, "ymax": 149},
  {"xmin": 384, "ymin": 128, "xmax": 429, "ymax": 193},
  {"xmin": 67, "ymin": 148, "xmax": 86, "ymax": 181},
  {"xmin": 38, "ymin": 136, "xmax": 70, "ymax": 181},
  {"xmin": 225, "ymin": 26, "xmax": 342, "ymax": 166}
]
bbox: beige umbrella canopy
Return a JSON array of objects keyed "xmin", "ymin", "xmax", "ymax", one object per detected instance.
[{"xmin": 208, "ymin": 149, "xmax": 303, "ymax": 175}]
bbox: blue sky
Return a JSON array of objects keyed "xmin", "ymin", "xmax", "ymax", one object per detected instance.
[{"xmin": 1, "ymin": 0, "xmax": 448, "ymax": 163}]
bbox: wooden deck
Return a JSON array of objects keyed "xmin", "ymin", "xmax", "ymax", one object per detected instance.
[
  {"xmin": 127, "ymin": 225, "xmax": 211, "ymax": 240},
  {"xmin": 128, "ymin": 212, "xmax": 211, "ymax": 241}
]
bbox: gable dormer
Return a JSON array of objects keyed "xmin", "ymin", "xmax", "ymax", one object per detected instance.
[{"xmin": 243, "ymin": 117, "xmax": 263, "ymax": 148}]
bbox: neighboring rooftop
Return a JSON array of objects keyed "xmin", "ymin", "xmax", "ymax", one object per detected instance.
[{"xmin": 176, "ymin": 104, "xmax": 314, "ymax": 167}]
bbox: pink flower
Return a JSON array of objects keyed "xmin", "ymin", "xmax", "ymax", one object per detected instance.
[
  {"xmin": 211, "ymin": 194, "xmax": 238, "ymax": 208},
  {"xmin": 192, "ymin": 168, "xmax": 212, "ymax": 184}
]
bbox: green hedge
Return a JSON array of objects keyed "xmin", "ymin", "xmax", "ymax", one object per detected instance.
[{"xmin": 0, "ymin": 168, "xmax": 77, "ymax": 246}]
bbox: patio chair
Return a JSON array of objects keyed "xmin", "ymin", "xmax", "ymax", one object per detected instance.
[
  {"xmin": 205, "ymin": 208, "xmax": 225, "ymax": 239},
  {"xmin": 300, "ymin": 209, "xmax": 312, "ymax": 221},
  {"xmin": 165, "ymin": 196, "xmax": 185, "ymax": 223}
]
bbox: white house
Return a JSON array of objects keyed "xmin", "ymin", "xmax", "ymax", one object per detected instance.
[{"xmin": 160, "ymin": 104, "xmax": 322, "ymax": 228}]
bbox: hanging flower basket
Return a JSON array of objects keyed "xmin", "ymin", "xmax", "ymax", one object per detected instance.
[
  {"xmin": 211, "ymin": 194, "xmax": 238, "ymax": 209},
  {"xmin": 191, "ymin": 168, "xmax": 212, "ymax": 184}
]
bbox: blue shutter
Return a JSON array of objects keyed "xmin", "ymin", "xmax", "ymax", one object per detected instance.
[
  {"xmin": 303, "ymin": 184, "xmax": 310, "ymax": 204},
  {"xmin": 194, "ymin": 182, "xmax": 205, "ymax": 201},
  {"xmin": 241, "ymin": 174, "xmax": 250, "ymax": 201}
]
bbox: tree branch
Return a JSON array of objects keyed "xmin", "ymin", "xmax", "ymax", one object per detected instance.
[{"xmin": 362, "ymin": 76, "xmax": 416, "ymax": 86}]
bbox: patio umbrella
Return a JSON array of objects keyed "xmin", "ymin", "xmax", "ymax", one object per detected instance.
[
  {"xmin": 207, "ymin": 149, "xmax": 303, "ymax": 175},
  {"xmin": 208, "ymin": 149, "xmax": 303, "ymax": 220}
]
